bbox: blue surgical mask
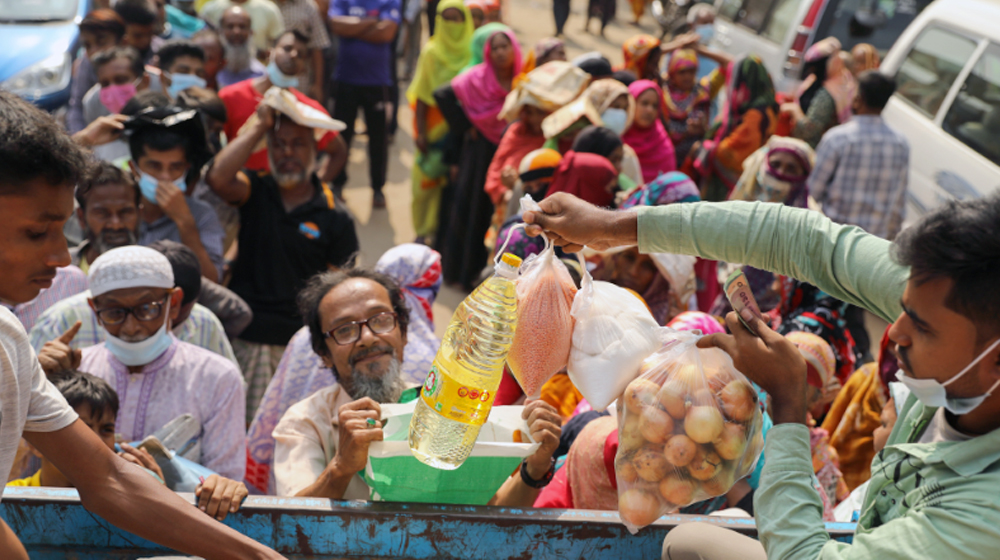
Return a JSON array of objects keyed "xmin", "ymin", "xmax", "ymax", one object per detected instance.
[
  {"xmin": 601, "ymin": 108, "xmax": 629, "ymax": 136},
  {"xmin": 103, "ymin": 301, "xmax": 174, "ymax": 366},
  {"xmin": 137, "ymin": 169, "xmax": 187, "ymax": 203},
  {"xmin": 895, "ymin": 337, "xmax": 1000, "ymax": 415},
  {"xmin": 695, "ymin": 24, "xmax": 715, "ymax": 45},
  {"xmin": 165, "ymin": 72, "xmax": 207, "ymax": 98},
  {"xmin": 267, "ymin": 61, "xmax": 300, "ymax": 89}
]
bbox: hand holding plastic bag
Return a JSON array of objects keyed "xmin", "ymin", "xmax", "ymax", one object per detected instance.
[
  {"xmin": 615, "ymin": 328, "xmax": 764, "ymax": 533},
  {"xmin": 506, "ymin": 196, "xmax": 578, "ymax": 397}
]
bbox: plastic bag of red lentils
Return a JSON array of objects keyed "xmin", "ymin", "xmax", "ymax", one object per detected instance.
[{"xmin": 505, "ymin": 196, "xmax": 578, "ymax": 397}]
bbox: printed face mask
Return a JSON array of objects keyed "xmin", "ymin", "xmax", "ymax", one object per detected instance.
[{"xmin": 895, "ymin": 337, "xmax": 1000, "ymax": 415}]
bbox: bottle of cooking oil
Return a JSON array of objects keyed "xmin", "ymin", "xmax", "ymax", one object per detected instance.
[{"xmin": 408, "ymin": 253, "xmax": 521, "ymax": 470}]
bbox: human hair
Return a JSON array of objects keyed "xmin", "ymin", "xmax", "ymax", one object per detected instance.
[
  {"xmin": 52, "ymin": 371, "xmax": 120, "ymax": 419},
  {"xmin": 80, "ymin": 9, "xmax": 126, "ymax": 41},
  {"xmin": 114, "ymin": 0, "xmax": 157, "ymax": 26},
  {"xmin": 892, "ymin": 193, "xmax": 1000, "ymax": 344},
  {"xmin": 92, "ymin": 46, "xmax": 144, "ymax": 79},
  {"xmin": 148, "ymin": 240, "xmax": 201, "ymax": 305},
  {"xmin": 176, "ymin": 86, "xmax": 227, "ymax": 124},
  {"xmin": 75, "ymin": 161, "xmax": 139, "ymax": 211},
  {"xmin": 298, "ymin": 268, "xmax": 409, "ymax": 359},
  {"xmin": 191, "ymin": 28, "xmax": 222, "ymax": 48},
  {"xmin": 121, "ymin": 90, "xmax": 171, "ymax": 116},
  {"xmin": 278, "ymin": 29, "xmax": 311, "ymax": 47},
  {"xmin": 128, "ymin": 125, "xmax": 191, "ymax": 164},
  {"xmin": 857, "ymin": 70, "xmax": 895, "ymax": 110},
  {"xmin": 156, "ymin": 39, "xmax": 205, "ymax": 71},
  {"xmin": 0, "ymin": 92, "xmax": 92, "ymax": 196}
]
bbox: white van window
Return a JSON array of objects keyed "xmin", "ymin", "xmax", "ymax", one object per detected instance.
[
  {"xmin": 716, "ymin": 0, "xmax": 776, "ymax": 32},
  {"xmin": 895, "ymin": 27, "xmax": 977, "ymax": 118},
  {"xmin": 943, "ymin": 43, "xmax": 1000, "ymax": 166},
  {"xmin": 760, "ymin": 0, "xmax": 800, "ymax": 43},
  {"xmin": 813, "ymin": 0, "xmax": 932, "ymax": 52}
]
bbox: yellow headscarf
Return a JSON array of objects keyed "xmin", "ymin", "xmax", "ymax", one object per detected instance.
[{"xmin": 406, "ymin": 0, "xmax": 474, "ymax": 106}]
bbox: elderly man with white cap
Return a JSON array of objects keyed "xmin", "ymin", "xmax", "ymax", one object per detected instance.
[{"xmin": 78, "ymin": 246, "xmax": 246, "ymax": 480}]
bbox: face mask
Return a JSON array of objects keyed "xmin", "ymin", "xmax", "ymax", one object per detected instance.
[
  {"xmin": 165, "ymin": 72, "xmax": 207, "ymax": 98},
  {"xmin": 895, "ymin": 337, "xmax": 1000, "ymax": 415},
  {"xmin": 601, "ymin": 108, "xmax": 628, "ymax": 136},
  {"xmin": 267, "ymin": 61, "xmax": 300, "ymax": 89},
  {"xmin": 137, "ymin": 169, "xmax": 186, "ymax": 203},
  {"xmin": 695, "ymin": 24, "xmax": 715, "ymax": 45},
  {"xmin": 755, "ymin": 167, "xmax": 793, "ymax": 203},
  {"xmin": 440, "ymin": 20, "xmax": 466, "ymax": 43},
  {"xmin": 103, "ymin": 301, "xmax": 174, "ymax": 366},
  {"xmin": 99, "ymin": 80, "xmax": 139, "ymax": 114}
]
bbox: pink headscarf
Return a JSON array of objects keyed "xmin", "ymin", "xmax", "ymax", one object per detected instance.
[
  {"xmin": 452, "ymin": 28, "xmax": 523, "ymax": 145},
  {"xmin": 622, "ymin": 80, "xmax": 677, "ymax": 183}
]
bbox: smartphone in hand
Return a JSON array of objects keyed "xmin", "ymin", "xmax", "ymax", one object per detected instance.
[{"xmin": 724, "ymin": 270, "xmax": 765, "ymax": 336}]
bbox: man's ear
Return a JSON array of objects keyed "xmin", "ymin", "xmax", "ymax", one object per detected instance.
[{"xmin": 169, "ymin": 288, "xmax": 184, "ymax": 318}]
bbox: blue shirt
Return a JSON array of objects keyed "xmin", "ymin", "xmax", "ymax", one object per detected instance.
[{"xmin": 329, "ymin": 0, "xmax": 401, "ymax": 86}]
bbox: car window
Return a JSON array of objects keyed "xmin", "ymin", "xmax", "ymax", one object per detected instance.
[
  {"xmin": 759, "ymin": 0, "xmax": 800, "ymax": 43},
  {"xmin": 943, "ymin": 42, "xmax": 1000, "ymax": 166},
  {"xmin": 716, "ymin": 0, "xmax": 776, "ymax": 32},
  {"xmin": 895, "ymin": 26, "xmax": 978, "ymax": 118},
  {"xmin": 0, "ymin": 0, "xmax": 77, "ymax": 22},
  {"xmin": 813, "ymin": 0, "xmax": 933, "ymax": 52},
  {"xmin": 718, "ymin": 0, "xmax": 744, "ymax": 22}
]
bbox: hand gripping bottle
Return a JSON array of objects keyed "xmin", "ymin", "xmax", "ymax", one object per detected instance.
[{"xmin": 408, "ymin": 253, "xmax": 522, "ymax": 470}]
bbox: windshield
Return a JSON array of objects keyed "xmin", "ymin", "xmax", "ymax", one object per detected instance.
[
  {"xmin": 814, "ymin": 0, "xmax": 933, "ymax": 53},
  {"xmin": 0, "ymin": 0, "xmax": 78, "ymax": 23}
]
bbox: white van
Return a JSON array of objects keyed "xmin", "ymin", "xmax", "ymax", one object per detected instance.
[
  {"xmin": 879, "ymin": 0, "xmax": 1000, "ymax": 220},
  {"xmin": 711, "ymin": 0, "xmax": 932, "ymax": 92}
]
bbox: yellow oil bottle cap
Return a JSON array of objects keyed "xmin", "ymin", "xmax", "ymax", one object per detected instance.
[{"xmin": 500, "ymin": 253, "xmax": 523, "ymax": 268}]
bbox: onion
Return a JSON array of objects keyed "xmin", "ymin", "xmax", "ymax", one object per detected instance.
[
  {"xmin": 639, "ymin": 407, "xmax": 675, "ymax": 444},
  {"xmin": 720, "ymin": 381, "xmax": 757, "ymax": 422},
  {"xmin": 617, "ymin": 458, "xmax": 639, "ymax": 485},
  {"xmin": 684, "ymin": 405, "xmax": 725, "ymax": 444},
  {"xmin": 619, "ymin": 414, "xmax": 645, "ymax": 451},
  {"xmin": 657, "ymin": 380, "xmax": 688, "ymax": 419},
  {"xmin": 624, "ymin": 379, "xmax": 660, "ymax": 414},
  {"xmin": 690, "ymin": 388, "xmax": 719, "ymax": 407},
  {"xmin": 658, "ymin": 474, "xmax": 695, "ymax": 506},
  {"xmin": 704, "ymin": 366, "xmax": 736, "ymax": 392},
  {"xmin": 663, "ymin": 434, "xmax": 697, "ymax": 467},
  {"xmin": 701, "ymin": 468, "xmax": 736, "ymax": 497},
  {"xmin": 632, "ymin": 445, "xmax": 670, "ymax": 482},
  {"xmin": 687, "ymin": 447, "xmax": 722, "ymax": 481},
  {"xmin": 713, "ymin": 422, "xmax": 747, "ymax": 461},
  {"xmin": 618, "ymin": 489, "xmax": 662, "ymax": 528}
]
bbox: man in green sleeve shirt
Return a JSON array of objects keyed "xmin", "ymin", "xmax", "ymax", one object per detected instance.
[{"xmin": 524, "ymin": 193, "xmax": 1000, "ymax": 560}]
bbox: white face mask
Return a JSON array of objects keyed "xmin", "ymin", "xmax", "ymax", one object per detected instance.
[
  {"xmin": 601, "ymin": 108, "xmax": 628, "ymax": 136},
  {"xmin": 102, "ymin": 300, "xmax": 174, "ymax": 366},
  {"xmin": 895, "ymin": 337, "xmax": 1000, "ymax": 415}
]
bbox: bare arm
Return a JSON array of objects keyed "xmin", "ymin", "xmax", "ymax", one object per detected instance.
[
  {"xmin": 489, "ymin": 400, "xmax": 561, "ymax": 507},
  {"xmin": 356, "ymin": 19, "xmax": 399, "ymax": 44},
  {"xmin": 206, "ymin": 106, "xmax": 274, "ymax": 204},
  {"xmin": 0, "ymin": 520, "xmax": 28, "ymax": 560},
  {"xmin": 328, "ymin": 16, "xmax": 379, "ymax": 38},
  {"xmin": 293, "ymin": 462, "xmax": 355, "ymax": 500},
  {"xmin": 25, "ymin": 420, "xmax": 284, "ymax": 560},
  {"xmin": 319, "ymin": 134, "xmax": 349, "ymax": 184},
  {"xmin": 694, "ymin": 43, "xmax": 734, "ymax": 67}
]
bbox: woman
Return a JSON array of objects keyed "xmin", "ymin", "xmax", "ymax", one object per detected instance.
[
  {"xmin": 621, "ymin": 34, "xmax": 661, "ymax": 83},
  {"xmin": 663, "ymin": 49, "xmax": 711, "ymax": 168},
  {"xmin": 408, "ymin": 0, "xmax": 474, "ymax": 243},
  {"xmin": 521, "ymin": 37, "xmax": 567, "ymax": 78},
  {"xmin": 465, "ymin": 0, "xmax": 486, "ymax": 28},
  {"xmin": 622, "ymin": 80, "xmax": 677, "ymax": 183},
  {"xmin": 584, "ymin": 80, "xmax": 644, "ymax": 189},
  {"xmin": 437, "ymin": 26, "xmax": 522, "ymax": 289},
  {"xmin": 693, "ymin": 55, "xmax": 778, "ymax": 202},
  {"xmin": 851, "ymin": 43, "xmax": 881, "ymax": 75},
  {"xmin": 783, "ymin": 37, "xmax": 853, "ymax": 148},
  {"xmin": 730, "ymin": 136, "xmax": 815, "ymax": 208},
  {"xmin": 545, "ymin": 150, "xmax": 619, "ymax": 207}
]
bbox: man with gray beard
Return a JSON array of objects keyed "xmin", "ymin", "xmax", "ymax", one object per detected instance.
[
  {"xmin": 271, "ymin": 269, "xmax": 563, "ymax": 505},
  {"xmin": 217, "ymin": 6, "xmax": 266, "ymax": 88}
]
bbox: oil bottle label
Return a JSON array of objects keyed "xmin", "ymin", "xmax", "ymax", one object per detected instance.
[{"xmin": 421, "ymin": 365, "xmax": 494, "ymax": 426}]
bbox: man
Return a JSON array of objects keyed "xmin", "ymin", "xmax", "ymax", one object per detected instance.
[
  {"xmin": 523, "ymin": 191, "xmax": 1000, "ymax": 560},
  {"xmin": 72, "ymin": 246, "xmax": 246, "ymax": 479},
  {"xmin": 155, "ymin": 39, "xmax": 207, "ymax": 99},
  {"xmin": 127, "ymin": 105, "xmax": 225, "ymax": 281},
  {"xmin": 218, "ymin": 30, "xmax": 348, "ymax": 180},
  {"xmin": 115, "ymin": 0, "xmax": 163, "ymax": 64},
  {"xmin": 328, "ymin": 0, "xmax": 400, "ymax": 208},
  {"xmin": 29, "ymin": 164, "xmax": 242, "ymax": 362},
  {"xmin": 275, "ymin": 0, "xmax": 331, "ymax": 100},
  {"xmin": 272, "ymin": 269, "xmax": 562, "ymax": 504},
  {"xmin": 191, "ymin": 28, "xmax": 225, "ymax": 90},
  {"xmin": 80, "ymin": 46, "xmax": 150, "ymax": 148},
  {"xmin": 68, "ymin": 9, "xmax": 127, "ymax": 134},
  {"xmin": 216, "ymin": 6, "xmax": 267, "ymax": 88},
  {"xmin": 199, "ymin": 0, "xmax": 286, "ymax": 58},
  {"xmin": 207, "ymin": 100, "xmax": 358, "ymax": 422},
  {"xmin": 0, "ymin": 90, "xmax": 283, "ymax": 560}
]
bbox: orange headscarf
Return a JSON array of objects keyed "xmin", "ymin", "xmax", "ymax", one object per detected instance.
[{"xmin": 621, "ymin": 34, "xmax": 660, "ymax": 78}]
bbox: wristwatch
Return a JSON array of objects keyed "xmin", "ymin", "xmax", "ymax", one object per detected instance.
[{"xmin": 519, "ymin": 457, "xmax": 556, "ymax": 489}]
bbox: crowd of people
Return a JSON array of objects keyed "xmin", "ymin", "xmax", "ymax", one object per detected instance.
[{"xmin": 1, "ymin": 0, "xmax": 998, "ymax": 559}]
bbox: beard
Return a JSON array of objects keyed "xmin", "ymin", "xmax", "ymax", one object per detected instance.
[
  {"xmin": 87, "ymin": 226, "xmax": 137, "ymax": 255},
  {"xmin": 221, "ymin": 35, "xmax": 256, "ymax": 73},
  {"xmin": 340, "ymin": 346, "xmax": 406, "ymax": 404},
  {"xmin": 267, "ymin": 143, "xmax": 315, "ymax": 189}
]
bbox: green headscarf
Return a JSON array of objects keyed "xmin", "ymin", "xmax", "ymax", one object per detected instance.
[
  {"xmin": 462, "ymin": 22, "xmax": 511, "ymax": 72},
  {"xmin": 406, "ymin": 0, "xmax": 475, "ymax": 106}
]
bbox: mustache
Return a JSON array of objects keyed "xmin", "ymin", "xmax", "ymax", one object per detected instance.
[{"xmin": 349, "ymin": 344, "xmax": 395, "ymax": 366}]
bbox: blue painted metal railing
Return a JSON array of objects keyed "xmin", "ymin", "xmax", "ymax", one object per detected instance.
[{"xmin": 1, "ymin": 487, "xmax": 856, "ymax": 559}]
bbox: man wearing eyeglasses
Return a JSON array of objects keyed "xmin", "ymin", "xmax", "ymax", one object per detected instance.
[
  {"xmin": 76, "ymin": 246, "xmax": 247, "ymax": 480},
  {"xmin": 271, "ymin": 269, "xmax": 562, "ymax": 505}
]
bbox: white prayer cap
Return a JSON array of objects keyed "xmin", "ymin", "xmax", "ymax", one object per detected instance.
[{"xmin": 88, "ymin": 246, "xmax": 174, "ymax": 297}]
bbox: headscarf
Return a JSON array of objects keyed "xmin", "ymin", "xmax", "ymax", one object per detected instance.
[
  {"xmin": 851, "ymin": 43, "xmax": 881, "ymax": 73},
  {"xmin": 571, "ymin": 126, "xmax": 622, "ymax": 159},
  {"xmin": 667, "ymin": 311, "xmax": 724, "ymax": 335},
  {"xmin": 406, "ymin": 0, "xmax": 474, "ymax": 106},
  {"xmin": 714, "ymin": 55, "xmax": 777, "ymax": 144},
  {"xmin": 622, "ymin": 80, "xmax": 677, "ymax": 183},
  {"xmin": 516, "ymin": 37, "xmax": 565, "ymax": 89},
  {"xmin": 798, "ymin": 37, "xmax": 852, "ymax": 123},
  {"xmin": 667, "ymin": 48, "xmax": 699, "ymax": 74},
  {"xmin": 499, "ymin": 61, "xmax": 590, "ymax": 122},
  {"xmin": 663, "ymin": 49, "xmax": 711, "ymax": 126},
  {"xmin": 545, "ymin": 150, "xmax": 618, "ymax": 207},
  {"xmin": 786, "ymin": 331, "xmax": 839, "ymax": 397},
  {"xmin": 462, "ymin": 22, "xmax": 509, "ymax": 71},
  {"xmin": 730, "ymin": 136, "xmax": 814, "ymax": 207},
  {"xmin": 621, "ymin": 170, "xmax": 700, "ymax": 208},
  {"xmin": 374, "ymin": 244, "xmax": 443, "ymax": 385},
  {"xmin": 621, "ymin": 34, "xmax": 660, "ymax": 78},
  {"xmin": 452, "ymin": 26, "xmax": 523, "ymax": 144},
  {"xmin": 566, "ymin": 415, "xmax": 620, "ymax": 511},
  {"xmin": 586, "ymin": 78, "xmax": 635, "ymax": 125}
]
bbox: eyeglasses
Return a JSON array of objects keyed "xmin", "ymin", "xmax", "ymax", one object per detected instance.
[
  {"xmin": 324, "ymin": 312, "xmax": 397, "ymax": 345},
  {"xmin": 94, "ymin": 296, "xmax": 169, "ymax": 325}
]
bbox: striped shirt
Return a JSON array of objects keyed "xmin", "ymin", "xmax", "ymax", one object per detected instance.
[
  {"xmin": 808, "ymin": 115, "xmax": 910, "ymax": 240},
  {"xmin": 7, "ymin": 266, "xmax": 88, "ymax": 332},
  {"xmin": 276, "ymin": 0, "xmax": 331, "ymax": 49}
]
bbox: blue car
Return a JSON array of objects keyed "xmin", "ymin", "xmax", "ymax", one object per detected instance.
[{"xmin": 0, "ymin": 0, "xmax": 91, "ymax": 112}]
